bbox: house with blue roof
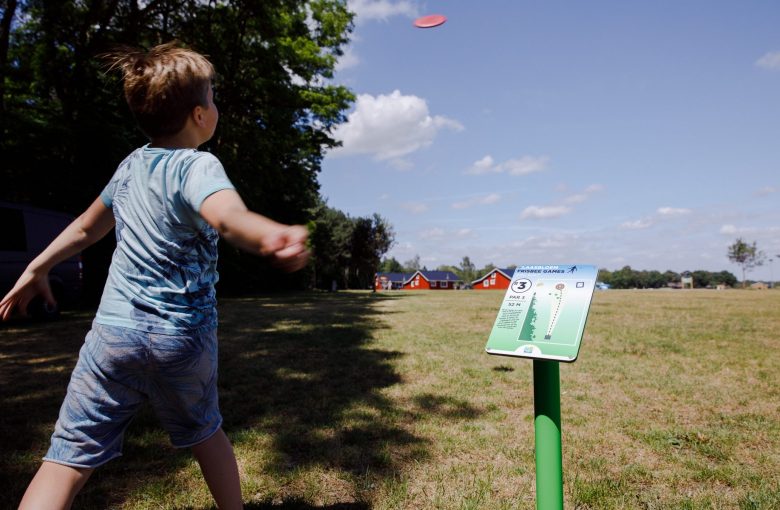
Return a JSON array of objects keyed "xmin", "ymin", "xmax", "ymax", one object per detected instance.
[
  {"xmin": 472, "ymin": 267, "xmax": 516, "ymax": 290},
  {"xmin": 374, "ymin": 272, "xmax": 414, "ymax": 290},
  {"xmin": 375, "ymin": 270, "xmax": 464, "ymax": 290},
  {"xmin": 402, "ymin": 270, "xmax": 463, "ymax": 290}
]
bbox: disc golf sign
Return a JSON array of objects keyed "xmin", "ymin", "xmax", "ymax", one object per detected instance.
[{"xmin": 485, "ymin": 264, "xmax": 597, "ymax": 362}]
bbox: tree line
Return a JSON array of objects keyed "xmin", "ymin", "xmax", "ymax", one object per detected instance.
[
  {"xmin": 381, "ymin": 257, "xmax": 741, "ymax": 290},
  {"xmin": 597, "ymin": 267, "xmax": 738, "ymax": 289},
  {"xmin": 0, "ymin": 0, "xmax": 393, "ymax": 296}
]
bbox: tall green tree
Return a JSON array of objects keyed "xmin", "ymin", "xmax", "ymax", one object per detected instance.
[
  {"xmin": 458, "ymin": 256, "xmax": 477, "ymax": 284},
  {"xmin": 308, "ymin": 204, "xmax": 394, "ymax": 290},
  {"xmin": 379, "ymin": 257, "xmax": 403, "ymax": 273},
  {"xmin": 347, "ymin": 214, "xmax": 394, "ymax": 288},
  {"xmin": 1, "ymin": 0, "xmax": 356, "ymax": 294},
  {"xmin": 309, "ymin": 203, "xmax": 353, "ymax": 289},
  {"xmin": 727, "ymin": 238, "xmax": 765, "ymax": 288}
]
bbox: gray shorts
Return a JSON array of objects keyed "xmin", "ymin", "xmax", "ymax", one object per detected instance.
[{"xmin": 44, "ymin": 323, "xmax": 222, "ymax": 468}]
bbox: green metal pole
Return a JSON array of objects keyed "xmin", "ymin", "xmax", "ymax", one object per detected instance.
[{"xmin": 533, "ymin": 359, "xmax": 563, "ymax": 510}]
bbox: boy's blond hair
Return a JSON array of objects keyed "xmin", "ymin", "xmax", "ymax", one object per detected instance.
[{"xmin": 106, "ymin": 42, "xmax": 215, "ymax": 138}]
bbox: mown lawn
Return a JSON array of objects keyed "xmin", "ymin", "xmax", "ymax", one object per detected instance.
[{"xmin": 1, "ymin": 289, "xmax": 779, "ymax": 509}]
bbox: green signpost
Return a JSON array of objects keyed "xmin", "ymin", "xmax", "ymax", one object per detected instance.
[{"xmin": 485, "ymin": 265, "xmax": 597, "ymax": 509}]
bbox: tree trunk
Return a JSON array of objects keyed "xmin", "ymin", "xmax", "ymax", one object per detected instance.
[{"xmin": 0, "ymin": 0, "xmax": 19, "ymax": 114}]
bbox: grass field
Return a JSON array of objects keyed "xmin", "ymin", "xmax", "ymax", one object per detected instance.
[{"xmin": 1, "ymin": 289, "xmax": 779, "ymax": 509}]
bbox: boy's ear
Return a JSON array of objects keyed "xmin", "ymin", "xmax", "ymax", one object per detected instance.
[{"xmin": 192, "ymin": 105, "xmax": 205, "ymax": 126}]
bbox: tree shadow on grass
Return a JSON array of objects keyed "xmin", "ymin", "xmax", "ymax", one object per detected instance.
[
  {"xmin": 0, "ymin": 311, "xmax": 96, "ymax": 503},
  {"xmin": 243, "ymin": 503, "xmax": 369, "ymax": 510},
  {"xmin": 216, "ymin": 292, "xmax": 426, "ymax": 475},
  {"xmin": 0, "ymin": 291, "xmax": 432, "ymax": 508}
]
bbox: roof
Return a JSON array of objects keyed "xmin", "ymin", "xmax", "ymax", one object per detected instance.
[
  {"xmin": 471, "ymin": 267, "xmax": 515, "ymax": 284},
  {"xmin": 376, "ymin": 272, "xmax": 413, "ymax": 282},
  {"xmin": 404, "ymin": 270, "xmax": 463, "ymax": 284}
]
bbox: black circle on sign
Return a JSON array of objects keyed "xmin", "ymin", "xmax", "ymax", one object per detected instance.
[{"xmin": 511, "ymin": 278, "xmax": 533, "ymax": 293}]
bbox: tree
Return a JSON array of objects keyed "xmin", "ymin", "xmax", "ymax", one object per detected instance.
[
  {"xmin": 713, "ymin": 271, "xmax": 738, "ymax": 288},
  {"xmin": 308, "ymin": 203, "xmax": 353, "ymax": 290},
  {"xmin": 477, "ymin": 263, "xmax": 497, "ymax": 278},
  {"xmin": 308, "ymin": 204, "xmax": 394, "ymax": 290},
  {"xmin": 379, "ymin": 257, "xmax": 403, "ymax": 273},
  {"xmin": 2, "ymin": 1, "xmax": 356, "ymax": 294},
  {"xmin": 727, "ymin": 238, "xmax": 765, "ymax": 288},
  {"xmin": 348, "ymin": 213, "xmax": 395, "ymax": 289},
  {"xmin": 0, "ymin": 0, "xmax": 19, "ymax": 113},
  {"xmin": 458, "ymin": 256, "xmax": 477, "ymax": 284},
  {"xmin": 403, "ymin": 255, "xmax": 421, "ymax": 272}
]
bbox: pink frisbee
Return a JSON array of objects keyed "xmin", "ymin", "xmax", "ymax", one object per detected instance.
[{"xmin": 414, "ymin": 14, "xmax": 447, "ymax": 28}]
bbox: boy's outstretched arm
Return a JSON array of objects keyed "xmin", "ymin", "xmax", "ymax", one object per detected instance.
[
  {"xmin": 200, "ymin": 189, "xmax": 309, "ymax": 272},
  {"xmin": 0, "ymin": 198, "xmax": 115, "ymax": 321}
]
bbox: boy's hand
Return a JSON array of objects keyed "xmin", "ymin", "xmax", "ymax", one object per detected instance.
[
  {"xmin": 200, "ymin": 189, "xmax": 311, "ymax": 271},
  {"xmin": 264, "ymin": 225, "xmax": 310, "ymax": 272},
  {"xmin": 0, "ymin": 270, "xmax": 56, "ymax": 321}
]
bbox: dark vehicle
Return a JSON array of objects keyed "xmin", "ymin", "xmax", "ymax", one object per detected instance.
[{"xmin": 0, "ymin": 201, "xmax": 83, "ymax": 318}]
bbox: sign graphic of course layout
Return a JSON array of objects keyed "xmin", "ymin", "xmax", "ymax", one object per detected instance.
[{"xmin": 485, "ymin": 265, "xmax": 597, "ymax": 362}]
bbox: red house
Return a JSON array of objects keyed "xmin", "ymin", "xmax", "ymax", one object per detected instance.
[
  {"xmin": 374, "ymin": 272, "xmax": 413, "ymax": 291},
  {"xmin": 402, "ymin": 270, "xmax": 462, "ymax": 290},
  {"xmin": 471, "ymin": 268, "xmax": 515, "ymax": 290}
]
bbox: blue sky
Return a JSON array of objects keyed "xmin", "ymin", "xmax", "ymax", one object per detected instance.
[{"xmin": 319, "ymin": 1, "xmax": 780, "ymax": 281}]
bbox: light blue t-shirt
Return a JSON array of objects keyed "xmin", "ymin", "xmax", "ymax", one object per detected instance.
[{"xmin": 96, "ymin": 145, "xmax": 234, "ymax": 334}]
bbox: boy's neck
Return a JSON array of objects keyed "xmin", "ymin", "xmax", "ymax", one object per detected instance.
[{"xmin": 149, "ymin": 132, "xmax": 201, "ymax": 150}]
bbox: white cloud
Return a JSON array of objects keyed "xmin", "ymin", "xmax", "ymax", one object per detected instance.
[
  {"xmin": 504, "ymin": 157, "xmax": 549, "ymax": 175},
  {"xmin": 657, "ymin": 207, "xmax": 692, "ymax": 217},
  {"xmin": 620, "ymin": 205, "xmax": 691, "ymax": 230},
  {"xmin": 400, "ymin": 202, "xmax": 429, "ymax": 214},
  {"xmin": 756, "ymin": 51, "xmax": 780, "ymax": 70},
  {"xmin": 468, "ymin": 155, "xmax": 496, "ymax": 174},
  {"xmin": 520, "ymin": 205, "xmax": 571, "ymax": 220},
  {"xmin": 466, "ymin": 155, "xmax": 548, "ymax": 176},
  {"xmin": 620, "ymin": 218, "xmax": 654, "ymax": 230},
  {"xmin": 719, "ymin": 224, "xmax": 780, "ymax": 237},
  {"xmin": 563, "ymin": 185, "xmax": 603, "ymax": 205},
  {"xmin": 514, "ymin": 184, "xmax": 601, "ymax": 222},
  {"xmin": 452, "ymin": 193, "xmax": 501, "ymax": 209},
  {"xmin": 335, "ymin": 46, "xmax": 360, "ymax": 72},
  {"xmin": 419, "ymin": 227, "xmax": 445, "ymax": 239},
  {"xmin": 564, "ymin": 194, "xmax": 588, "ymax": 204},
  {"xmin": 756, "ymin": 186, "xmax": 777, "ymax": 196},
  {"xmin": 330, "ymin": 90, "xmax": 463, "ymax": 161},
  {"xmin": 347, "ymin": 0, "xmax": 418, "ymax": 21},
  {"xmin": 584, "ymin": 184, "xmax": 604, "ymax": 193},
  {"xmin": 388, "ymin": 158, "xmax": 414, "ymax": 171}
]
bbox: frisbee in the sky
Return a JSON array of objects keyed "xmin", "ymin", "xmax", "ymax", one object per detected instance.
[{"xmin": 414, "ymin": 14, "xmax": 447, "ymax": 28}]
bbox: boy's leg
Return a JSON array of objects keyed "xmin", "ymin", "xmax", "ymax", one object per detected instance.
[
  {"xmin": 18, "ymin": 461, "xmax": 93, "ymax": 510},
  {"xmin": 192, "ymin": 428, "xmax": 243, "ymax": 510}
]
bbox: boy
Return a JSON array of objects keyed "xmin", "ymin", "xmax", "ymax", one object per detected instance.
[{"xmin": 0, "ymin": 42, "xmax": 309, "ymax": 509}]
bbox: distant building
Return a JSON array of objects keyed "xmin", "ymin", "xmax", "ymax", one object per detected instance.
[
  {"xmin": 750, "ymin": 282, "xmax": 769, "ymax": 290},
  {"xmin": 374, "ymin": 272, "xmax": 413, "ymax": 291},
  {"xmin": 402, "ymin": 270, "xmax": 462, "ymax": 290},
  {"xmin": 472, "ymin": 268, "xmax": 515, "ymax": 290}
]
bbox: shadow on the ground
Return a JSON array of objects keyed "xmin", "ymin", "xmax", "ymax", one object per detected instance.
[
  {"xmin": 243, "ymin": 502, "xmax": 369, "ymax": 510},
  {"xmin": 0, "ymin": 292, "xmax": 435, "ymax": 509},
  {"xmin": 0, "ymin": 310, "xmax": 97, "ymax": 503}
]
